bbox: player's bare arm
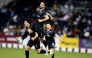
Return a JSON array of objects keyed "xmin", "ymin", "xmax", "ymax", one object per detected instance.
[
  {"xmin": 27, "ymin": 28, "xmax": 33, "ymax": 34},
  {"xmin": 38, "ymin": 14, "xmax": 49, "ymax": 22},
  {"xmin": 31, "ymin": 32, "xmax": 38, "ymax": 41},
  {"xmin": 55, "ymin": 34, "xmax": 64, "ymax": 42},
  {"xmin": 46, "ymin": 12, "xmax": 54, "ymax": 20}
]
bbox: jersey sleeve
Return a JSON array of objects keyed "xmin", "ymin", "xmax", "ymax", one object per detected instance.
[
  {"xmin": 22, "ymin": 30, "xmax": 29, "ymax": 40},
  {"xmin": 42, "ymin": 10, "xmax": 47, "ymax": 17},
  {"xmin": 43, "ymin": 30, "xmax": 46, "ymax": 35},
  {"xmin": 53, "ymin": 30, "xmax": 56, "ymax": 36},
  {"xmin": 30, "ymin": 24, "xmax": 38, "ymax": 32}
]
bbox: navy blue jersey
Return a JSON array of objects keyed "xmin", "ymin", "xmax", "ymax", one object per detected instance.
[
  {"xmin": 44, "ymin": 29, "xmax": 56, "ymax": 42},
  {"xmin": 37, "ymin": 9, "xmax": 46, "ymax": 19},
  {"xmin": 36, "ymin": 9, "xmax": 47, "ymax": 27}
]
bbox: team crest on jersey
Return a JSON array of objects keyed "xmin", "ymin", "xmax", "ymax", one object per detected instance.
[{"xmin": 47, "ymin": 35, "xmax": 50, "ymax": 37}]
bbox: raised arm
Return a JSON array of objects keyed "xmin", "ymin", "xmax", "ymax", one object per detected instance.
[
  {"xmin": 55, "ymin": 34, "xmax": 63, "ymax": 42},
  {"xmin": 38, "ymin": 14, "xmax": 49, "ymax": 22},
  {"xmin": 46, "ymin": 12, "xmax": 54, "ymax": 20}
]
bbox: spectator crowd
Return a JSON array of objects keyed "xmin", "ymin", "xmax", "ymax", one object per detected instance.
[{"xmin": 0, "ymin": 0, "xmax": 92, "ymax": 39}]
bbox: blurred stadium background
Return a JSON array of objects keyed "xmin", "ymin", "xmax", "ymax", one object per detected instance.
[{"xmin": 0, "ymin": 0, "xmax": 92, "ymax": 58}]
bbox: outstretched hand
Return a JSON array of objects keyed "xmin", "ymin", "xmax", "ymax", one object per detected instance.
[
  {"xmin": 17, "ymin": 36, "xmax": 22, "ymax": 39},
  {"xmin": 60, "ymin": 40, "xmax": 65, "ymax": 43},
  {"xmin": 62, "ymin": 40, "xmax": 65, "ymax": 43}
]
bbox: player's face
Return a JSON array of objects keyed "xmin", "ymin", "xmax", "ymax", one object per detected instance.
[
  {"xmin": 24, "ymin": 21, "xmax": 29, "ymax": 27},
  {"xmin": 46, "ymin": 24, "xmax": 51, "ymax": 29},
  {"xmin": 40, "ymin": 2, "xmax": 45, "ymax": 9}
]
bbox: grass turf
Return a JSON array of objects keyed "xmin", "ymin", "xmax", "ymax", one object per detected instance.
[{"xmin": 0, "ymin": 48, "xmax": 92, "ymax": 58}]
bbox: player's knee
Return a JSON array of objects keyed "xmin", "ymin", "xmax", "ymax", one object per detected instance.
[
  {"xmin": 40, "ymin": 38, "xmax": 44, "ymax": 41},
  {"xmin": 36, "ymin": 49, "xmax": 41, "ymax": 54},
  {"xmin": 37, "ymin": 51, "xmax": 40, "ymax": 54},
  {"xmin": 25, "ymin": 46, "xmax": 30, "ymax": 51},
  {"xmin": 50, "ymin": 48, "xmax": 54, "ymax": 53}
]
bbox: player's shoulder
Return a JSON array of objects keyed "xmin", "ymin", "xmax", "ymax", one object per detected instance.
[
  {"xmin": 50, "ymin": 29, "xmax": 54, "ymax": 31},
  {"xmin": 42, "ymin": 9, "xmax": 46, "ymax": 14},
  {"xmin": 50, "ymin": 29, "xmax": 56, "ymax": 33},
  {"xmin": 29, "ymin": 24, "xmax": 35, "ymax": 29},
  {"xmin": 44, "ymin": 30, "xmax": 47, "ymax": 32},
  {"xmin": 42, "ymin": 9, "xmax": 46, "ymax": 12}
]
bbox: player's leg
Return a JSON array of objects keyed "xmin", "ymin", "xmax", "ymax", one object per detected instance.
[
  {"xmin": 25, "ymin": 46, "xmax": 30, "ymax": 58},
  {"xmin": 34, "ymin": 40, "xmax": 51, "ymax": 54},
  {"xmin": 25, "ymin": 40, "xmax": 33, "ymax": 58},
  {"xmin": 48, "ymin": 42, "xmax": 55, "ymax": 58},
  {"xmin": 35, "ymin": 45, "xmax": 52, "ymax": 54},
  {"xmin": 36, "ymin": 24, "xmax": 47, "ymax": 48},
  {"xmin": 38, "ymin": 33, "xmax": 47, "ymax": 48},
  {"xmin": 34, "ymin": 40, "xmax": 46, "ymax": 54},
  {"xmin": 41, "ymin": 39, "xmax": 48, "ymax": 55},
  {"xmin": 39, "ymin": 33, "xmax": 46, "ymax": 50},
  {"xmin": 50, "ymin": 48, "xmax": 54, "ymax": 58},
  {"xmin": 40, "ymin": 40, "xmax": 46, "ymax": 50},
  {"xmin": 39, "ymin": 30, "xmax": 47, "ymax": 48},
  {"xmin": 40, "ymin": 37, "xmax": 47, "ymax": 48}
]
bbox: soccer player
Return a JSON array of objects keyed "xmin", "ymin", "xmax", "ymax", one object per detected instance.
[
  {"xmin": 16, "ymin": 18, "xmax": 50, "ymax": 58},
  {"xmin": 44, "ymin": 22, "xmax": 64, "ymax": 58},
  {"xmin": 36, "ymin": 0, "xmax": 53, "ymax": 48}
]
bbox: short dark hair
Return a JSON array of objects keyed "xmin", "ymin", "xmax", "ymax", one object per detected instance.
[
  {"xmin": 40, "ymin": 0, "xmax": 47, "ymax": 6},
  {"xmin": 45, "ymin": 22, "xmax": 51, "ymax": 25},
  {"xmin": 24, "ymin": 18, "xmax": 31, "ymax": 24}
]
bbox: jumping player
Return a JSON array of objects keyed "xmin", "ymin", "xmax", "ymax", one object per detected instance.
[{"xmin": 36, "ymin": 0, "xmax": 54, "ymax": 48}]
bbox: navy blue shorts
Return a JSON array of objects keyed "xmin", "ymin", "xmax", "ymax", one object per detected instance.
[{"xmin": 46, "ymin": 41, "xmax": 55, "ymax": 49}]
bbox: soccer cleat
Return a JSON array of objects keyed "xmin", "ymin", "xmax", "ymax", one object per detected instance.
[
  {"xmin": 49, "ymin": 50, "xmax": 53, "ymax": 55},
  {"xmin": 45, "ymin": 48, "xmax": 48, "ymax": 56},
  {"xmin": 16, "ymin": 38, "xmax": 22, "ymax": 44},
  {"xmin": 45, "ymin": 53, "xmax": 48, "ymax": 56}
]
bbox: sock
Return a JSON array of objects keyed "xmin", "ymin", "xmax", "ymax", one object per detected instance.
[
  {"xmin": 52, "ymin": 53, "xmax": 54, "ymax": 58},
  {"xmin": 25, "ymin": 50, "xmax": 29, "ymax": 58},
  {"xmin": 40, "ymin": 50, "xmax": 46, "ymax": 54},
  {"xmin": 42, "ymin": 40, "xmax": 47, "ymax": 47}
]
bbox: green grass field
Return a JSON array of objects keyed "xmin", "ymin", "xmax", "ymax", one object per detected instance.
[{"xmin": 0, "ymin": 48, "xmax": 92, "ymax": 58}]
